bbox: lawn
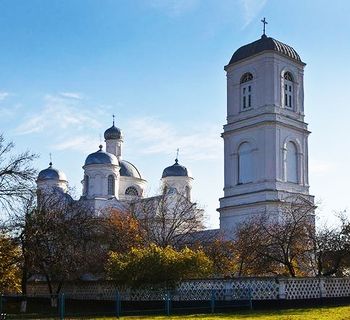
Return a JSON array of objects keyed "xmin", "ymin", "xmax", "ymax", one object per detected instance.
[
  {"xmin": 4, "ymin": 305, "xmax": 350, "ymax": 319},
  {"xmin": 8, "ymin": 305, "xmax": 349, "ymax": 320}
]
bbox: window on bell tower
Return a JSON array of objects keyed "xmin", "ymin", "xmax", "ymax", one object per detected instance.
[
  {"xmin": 238, "ymin": 142, "xmax": 253, "ymax": 184},
  {"xmin": 240, "ymin": 72, "xmax": 253, "ymax": 110},
  {"xmin": 283, "ymin": 72, "xmax": 294, "ymax": 109}
]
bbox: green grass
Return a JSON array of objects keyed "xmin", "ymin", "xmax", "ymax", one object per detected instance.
[
  {"xmin": 92, "ymin": 305, "xmax": 350, "ymax": 319},
  {"xmin": 8, "ymin": 305, "xmax": 350, "ymax": 320},
  {"xmin": 4, "ymin": 306, "xmax": 350, "ymax": 320},
  {"xmin": 115, "ymin": 306, "xmax": 350, "ymax": 319}
]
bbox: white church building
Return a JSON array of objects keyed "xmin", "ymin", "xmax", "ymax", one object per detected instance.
[
  {"xmin": 36, "ymin": 118, "xmax": 194, "ymax": 213},
  {"xmin": 36, "ymin": 30, "xmax": 314, "ymax": 234}
]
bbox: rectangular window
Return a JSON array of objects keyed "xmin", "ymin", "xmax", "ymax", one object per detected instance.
[
  {"xmin": 243, "ymin": 88, "xmax": 246, "ymax": 94},
  {"xmin": 289, "ymin": 85, "xmax": 292, "ymax": 92},
  {"xmin": 285, "ymin": 84, "xmax": 287, "ymax": 90},
  {"xmin": 289, "ymin": 95, "xmax": 292, "ymax": 108},
  {"xmin": 243, "ymin": 96, "xmax": 246, "ymax": 109},
  {"xmin": 248, "ymin": 85, "xmax": 251, "ymax": 92},
  {"xmin": 248, "ymin": 95, "xmax": 251, "ymax": 108},
  {"xmin": 285, "ymin": 94, "xmax": 288, "ymax": 106}
]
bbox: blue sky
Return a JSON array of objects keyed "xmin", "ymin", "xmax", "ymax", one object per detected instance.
[{"xmin": 1, "ymin": 0, "xmax": 350, "ymax": 228}]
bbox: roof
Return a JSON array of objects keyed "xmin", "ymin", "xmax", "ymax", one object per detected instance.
[
  {"xmin": 84, "ymin": 146, "xmax": 119, "ymax": 166},
  {"xmin": 227, "ymin": 35, "xmax": 302, "ymax": 66},
  {"xmin": 162, "ymin": 159, "xmax": 190, "ymax": 178},
  {"xmin": 120, "ymin": 160, "xmax": 142, "ymax": 179},
  {"xmin": 37, "ymin": 163, "xmax": 67, "ymax": 181},
  {"xmin": 104, "ymin": 124, "xmax": 122, "ymax": 140}
]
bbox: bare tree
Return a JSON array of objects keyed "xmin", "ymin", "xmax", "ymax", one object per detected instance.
[
  {"xmin": 309, "ymin": 213, "xmax": 350, "ymax": 276},
  {"xmin": 233, "ymin": 196, "xmax": 316, "ymax": 277},
  {"xmin": 0, "ymin": 134, "xmax": 37, "ymax": 212},
  {"xmin": 21, "ymin": 193, "xmax": 99, "ymax": 306},
  {"xmin": 130, "ymin": 189, "xmax": 204, "ymax": 247}
]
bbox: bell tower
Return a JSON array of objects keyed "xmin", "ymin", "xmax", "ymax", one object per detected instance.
[{"xmin": 218, "ymin": 28, "xmax": 314, "ymax": 232}]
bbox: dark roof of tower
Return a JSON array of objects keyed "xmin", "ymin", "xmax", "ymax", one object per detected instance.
[
  {"xmin": 227, "ymin": 35, "xmax": 302, "ymax": 66},
  {"xmin": 120, "ymin": 160, "xmax": 142, "ymax": 179},
  {"xmin": 162, "ymin": 159, "xmax": 190, "ymax": 178},
  {"xmin": 37, "ymin": 163, "xmax": 67, "ymax": 181}
]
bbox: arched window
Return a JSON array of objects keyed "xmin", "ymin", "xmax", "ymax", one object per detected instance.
[
  {"xmin": 108, "ymin": 175, "xmax": 115, "ymax": 195},
  {"xmin": 283, "ymin": 71, "xmax": 294, "ymax": 109},
  {"xmin": 286, "ymin": 142, "xmax": 298, "ymax": 183},
  {"xmin": 84, "ymin": 175, "xmax": 89, "ymax": 195},
  {"xmin": 238, "ymin": 142, "xmax": 253, "ymax": 184},
  {"xmin": 240, "ymin": 72, "xmax": 253, "ymax": 110},
  {"xmin": 125, "ymin": 186, "xmax": 138, "ymax": 196}
]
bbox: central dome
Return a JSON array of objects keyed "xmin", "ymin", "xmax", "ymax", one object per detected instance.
[
  {"xmin": 227, "ymin": 35, "xmax": 302, "ymax": 66},
  {"xmin": 84, "ymin": 146, "xmax": 119, "ymax": 166},
  {"xmin": 162, "ymin": 159, "xmax": 190, "ymax": 178},
  {"xmin": 37, "ymin": 163, "xmax": 67, "ymax": 181}
]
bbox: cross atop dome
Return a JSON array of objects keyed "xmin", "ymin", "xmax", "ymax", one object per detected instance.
[{"xmin": 261, "ymin": 17, "xmax": 268, "ymax": 37}]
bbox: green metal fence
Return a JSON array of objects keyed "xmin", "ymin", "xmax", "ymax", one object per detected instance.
[{"xmin": 0, "ymin": 288, "xmax": 252, "ymax": 319}]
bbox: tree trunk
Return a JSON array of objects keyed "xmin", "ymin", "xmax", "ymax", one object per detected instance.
[{"xmin": 20, "ymin": 266, "xmax": 28, "ymax": 313}]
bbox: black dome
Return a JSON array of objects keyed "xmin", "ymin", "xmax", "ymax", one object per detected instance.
[
  {"xmin": 120, "ymin": 160, "xmax": 142, "ymax": 179},
  {"xmin": 37, "ymin": 163, "xmax": 67, "ymax": 181},
  {"xmin": 162, "ymin": 159, "xmax": 190, "ymax": 178},
  {"xmin": 227, "ymin": 35, "xmax": 302, "ymax": 66},
  {"xmin": 104, "ymin": 124, "xmax": 122, "ymax": 140}
]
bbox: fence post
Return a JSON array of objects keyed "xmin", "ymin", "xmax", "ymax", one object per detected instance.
[
  {"xmin": 59, "ymin": 293, "xmax": 65, "ymax": 320},
  {"xmin": 210, "ymin": 289, "xmax": 215, "ymax": 313},
  {"xmin": 279, "ymin": 278, "xmax": 286, "ymax": 299},
  {"xmin": 248, "ymin": 286, "xmax": 253, "ymax": 310},
  {"xmin": 115, "ymin": 290, "xmax": 121, "ymax": 318},
  {"xmin": 165, "ymin": 291, "xmax": 171, "ymax": 316},
  {"xmin": 319, "ymin": 278, "xmax": 327, "ymax": 298}
]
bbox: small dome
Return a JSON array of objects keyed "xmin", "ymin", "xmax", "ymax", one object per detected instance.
[
  {"xmin": 227, "ymin": 35, "xmax": 302, "ymax": 66},
  {"xmin": 120, "ymin": 160, "xmax": 142, "ymax": 179},
  {"xmin": 104, "ymin": 124, "xmax": 122, "ymax": 140},
  {"xmin": 84, "ymin": 146, "xmax": 119, "ymax": 166},
  {"xmin": 162, "ymin": 159, "xmax": 190, "ymax": 178},
  {"xmin": 37, "ymin": 163, "xmax": 67, "ymax": 181}
]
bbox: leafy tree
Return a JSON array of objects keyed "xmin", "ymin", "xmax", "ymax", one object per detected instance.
[
  {"xmin": 107, "ymin": 244, "xmax": 213, "ymax": 288},
  {"xmin": 0, "ymin": 234, "xmax": 21, "ymax": 293},
  {"xmin": 100, "ymin": 208, "xmax": 143, "ymax": 254},
  {"xmin": 202, "ymin": 237, "xmax": 236, "ymax": 277}
]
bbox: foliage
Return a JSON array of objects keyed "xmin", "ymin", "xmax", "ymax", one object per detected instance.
[
  {"xmin": 0, "ymin": 134, "xmax": 37, "ymax": 213},
  {"xmin": 0, "ymin": 234, "xmax": 21, "ymax": 293},
  {"xmin": 100, "ymin": 208, "xmax": 143, "ymax": 254},
  {"xmin": 131, "ymin": 189, "xmax": 204, "ymax": 247},
  {"xmin": 107, "ymin": 244, "xmax": 213, "ymax": 288},
  {"xmin": 202, "ymin": 237, "xmax": 236, "ymax": 277}
]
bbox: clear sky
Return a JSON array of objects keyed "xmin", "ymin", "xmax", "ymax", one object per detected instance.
[{"xmin": 1, "ymin": 0, "xmax": 350, "ymax": 228}]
